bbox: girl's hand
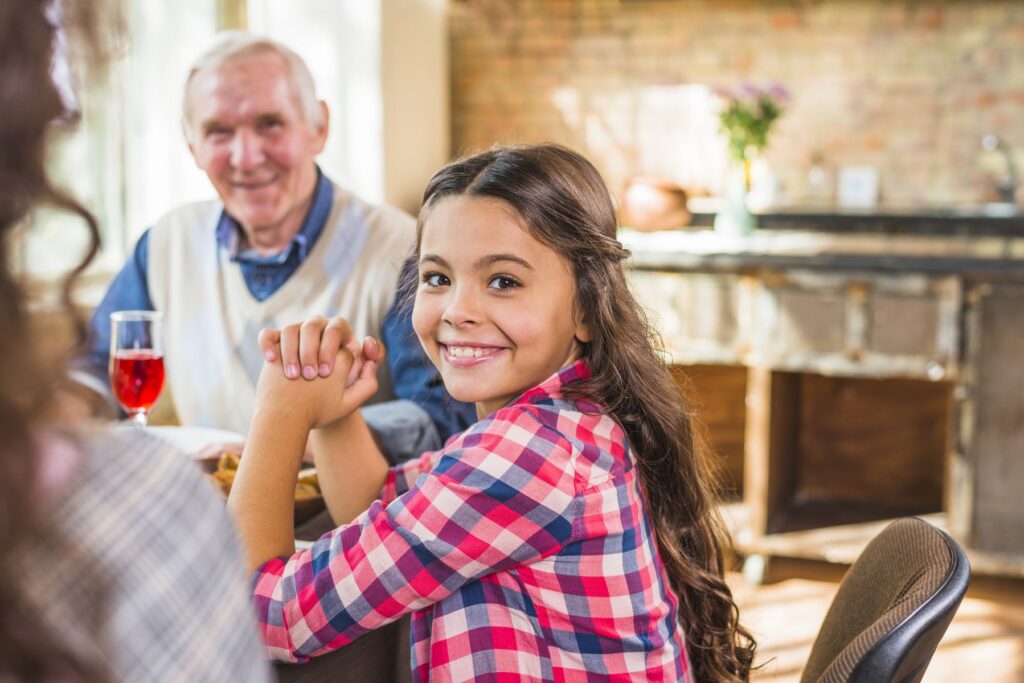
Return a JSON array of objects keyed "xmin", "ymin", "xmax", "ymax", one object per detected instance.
[
  {"xmin": 254, "ymin": 316, "xmax": 385, "ymax": 430},
  {"xmin": 258, "ymin": 315, "xmax": 381, "ymax": 384},
  {"xmin": 254, "ymin": 347, "xmax": 381, "ymax": 431}
]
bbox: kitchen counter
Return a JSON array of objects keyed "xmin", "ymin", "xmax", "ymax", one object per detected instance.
[
  {"xmin": 687, "ymin": 204, "xmax": 1024, "ymax": 237},
  {"xmin": 620, "ymin": 228, "xmax": 1024, "ymax": 278},
  {"xmin": 621, "ymin": 225, "xmax": 1024, "ymax": 575}
]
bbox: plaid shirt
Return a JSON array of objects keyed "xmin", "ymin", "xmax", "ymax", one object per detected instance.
[
  {"xmin": 19, "ymin": 428, "xmax": 271, "ymax": 682},
  {"xmin": 252, "ymin": 361, "xmax": 690, "ymax": 681}
]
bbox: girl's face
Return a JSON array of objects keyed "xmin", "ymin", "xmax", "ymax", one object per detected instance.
[{"xmin": 413, "ymin": 196, "xmax": 591, "ymax": 419}]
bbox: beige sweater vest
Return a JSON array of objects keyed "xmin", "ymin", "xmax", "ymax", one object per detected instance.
[{"xmin": 147, "ymin": 183, "xmax": 415, "ymax": 435}]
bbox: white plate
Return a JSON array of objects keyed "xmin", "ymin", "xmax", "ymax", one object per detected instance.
[{"xmin": 141, "ymin": 425, "xmax": 245, "ymax": 457}]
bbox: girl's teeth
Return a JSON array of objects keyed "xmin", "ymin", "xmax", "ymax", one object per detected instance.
[{"xmin": 449, "ymin": 346, "xmax": 488, "ymax": 358}]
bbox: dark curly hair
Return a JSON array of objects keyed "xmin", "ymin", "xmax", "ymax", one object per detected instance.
[
  {"xmin": 0, "ymin": 0, "xmax": 118, "ymax": 680},
  {"xmin": 417, "ymin": 144, "xmax": 757, "ymax": 682}
]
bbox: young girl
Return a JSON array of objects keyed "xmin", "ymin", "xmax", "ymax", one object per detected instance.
[{"xmin": 228, "ymin": 144, "xmax": 756, "ymax": 681}]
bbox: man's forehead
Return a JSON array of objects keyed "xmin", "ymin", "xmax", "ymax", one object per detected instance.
[
  {"xmin": 187, "ymin": 54, "xmax": 298, "ymax": 121},
  {"xmin": 192, "ymin": 52, "xmax": 287, "ymax": 95}
]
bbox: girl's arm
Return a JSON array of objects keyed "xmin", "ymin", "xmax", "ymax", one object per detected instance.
[
  {"xmin": 310, "ymin": 410, "xmax": 389, "ymax": 525},
  {"xmin": 258, "ymin": 316, "xmax": 396, "ymax": 525},
  {"xmin": 229, "ymin": 337, "xmax": 378, "ymax": 573},
  {"xmin": 252, "ymin": 411, "xmax": 578, "ymax": 663},
  {"xmin": 227, "ymin": 389, "xmax": 311, "ymax": 572}
]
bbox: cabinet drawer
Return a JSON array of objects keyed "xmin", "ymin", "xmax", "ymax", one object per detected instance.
[
  {"xmin": 629, "ymin": 271, "xmax": 750, "ymax": 364},
  {"xmin": 754, "ymin": 271, "xmax": 960, "ymax": 380}
]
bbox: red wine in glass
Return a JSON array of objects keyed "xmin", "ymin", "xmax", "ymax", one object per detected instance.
[
  {"xmin": 111, "ymin": 350, "xmax": 165, "ymax": 413},
  {"xmin": 109, "ymin": 311, "xmax": 164, "ymax": 426}
]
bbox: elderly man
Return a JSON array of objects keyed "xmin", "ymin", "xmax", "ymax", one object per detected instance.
[{"xmin": 75, "ymin": 32, "xmax": 473, "ymax": 461}]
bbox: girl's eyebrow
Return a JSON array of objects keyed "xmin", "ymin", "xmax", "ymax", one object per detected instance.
[
  {"xmin": 419, "ymin": 253, "xmax": 448, "ymax": 267},
  {"xmin": 419, "ymin": 253, "xmax": 535, "ymax": 271},
  {"xmin": 477, "ymin": 254, "xmax": 535, "ymax": 270}
]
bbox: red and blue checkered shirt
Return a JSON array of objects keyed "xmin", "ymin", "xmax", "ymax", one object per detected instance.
[{"xmin": 251, "ymin": 360, "xmax": 691, "ymax": 681}]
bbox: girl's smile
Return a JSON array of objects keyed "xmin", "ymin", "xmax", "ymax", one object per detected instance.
[
  {"xmin": 412, "ymin": 196, "xmax": 590, "ymax": 418},
  {"xmin": 440, "ymin": 342, "xmax": 508, "ymax": 366}
]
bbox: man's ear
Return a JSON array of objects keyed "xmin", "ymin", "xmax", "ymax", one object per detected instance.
[
  {"xmin": 186, "ymin": 142, "xmax": 201, "ymax": 168},
  {"xmin": 183, "ymin": 121, "xmax": 203, "ymax": 169},
  {"xmin": 313, "ymin": 100, "xmax": 330, "ymax": 152}
]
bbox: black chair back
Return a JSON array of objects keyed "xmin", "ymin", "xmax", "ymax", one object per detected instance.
[{"xmin": 801, "ymin": 517, "xmax": 970, "ymax": 683}]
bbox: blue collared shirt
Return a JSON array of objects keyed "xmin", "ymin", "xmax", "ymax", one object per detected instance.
[{"xmin": 80, "ymin": 168, "xmax": 476, "ymax": 452}]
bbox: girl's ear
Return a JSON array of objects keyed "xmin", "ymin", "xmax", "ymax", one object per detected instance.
[{"xmin": 573, "ymin": 315, "xmax": 592, "ymax": 344}]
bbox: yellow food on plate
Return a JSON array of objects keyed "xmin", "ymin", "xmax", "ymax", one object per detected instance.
[{"xmin": 204, "ymin": 451, "xmax": 320, "ymax": 500}]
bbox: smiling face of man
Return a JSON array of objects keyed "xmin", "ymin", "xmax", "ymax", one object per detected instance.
[{"xmin": 185, "ymin": 50, "xmax": 327, "ymax": 254}]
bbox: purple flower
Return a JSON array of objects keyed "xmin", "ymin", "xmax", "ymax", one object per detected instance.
[
  {"xmin": 766, "ymin": 82, "xmax": 790, "ymax": 102},
  {"xmin": 714, "ymin": 81, "xmax": 788, "ymax": 161},
  {"xmin": 738, "ymin": 82, "xmax": 761, "ymax": 100}
]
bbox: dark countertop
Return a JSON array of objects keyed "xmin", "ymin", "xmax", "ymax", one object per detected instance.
[
  {"xmin": 619, "ymin": 228, "xmax": 1024, "ymax": 278},
  {"xmin": 688, "ymin": 205, "xmax": 1024, "ymax": 237}
]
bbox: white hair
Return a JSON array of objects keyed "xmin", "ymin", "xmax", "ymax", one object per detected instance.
[{"xmin": 181, "ymin": 31, "xmax": 323, "ymax": 142}]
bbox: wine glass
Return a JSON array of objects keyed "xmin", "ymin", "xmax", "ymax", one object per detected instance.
[{"xmin": 109, "ymin": 311, "xmax": 165, "ymax": 427}]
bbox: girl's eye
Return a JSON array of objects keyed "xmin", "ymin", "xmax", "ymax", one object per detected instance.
[
  {"xmin": 422, "ymin": 272, "xmax": 450, "ymax": 287},
  {"xmin": 488, "ymin": 275, "xmax": 520, "ymax": 291}
]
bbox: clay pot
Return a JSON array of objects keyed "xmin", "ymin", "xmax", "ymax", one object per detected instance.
[{"xmin": 618, "ymin": 177, "xmax": 692, "ymax": 232}]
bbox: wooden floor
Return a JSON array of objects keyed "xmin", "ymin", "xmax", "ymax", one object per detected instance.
[{"xmin": 729, "ymin": 564, "xmax": 1024, "ymax": 682}]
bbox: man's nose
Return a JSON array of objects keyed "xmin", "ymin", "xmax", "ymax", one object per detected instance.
[{"xmin": 229, "ymin": 129, "xmax": 265, "ymax": 170}]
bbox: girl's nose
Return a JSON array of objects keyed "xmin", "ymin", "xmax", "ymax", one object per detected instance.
[
  {"xmin": 442, "ymin": 285, "xmax": 479, "ymax": 327},
  {"xmin": 229, "ymin": 129, "xmax": 265, "ymax": 170}
]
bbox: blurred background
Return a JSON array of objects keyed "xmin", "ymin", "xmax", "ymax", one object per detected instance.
[{"xmin": 17, "ymin": 1, "xmax": 1024, "ymax": 680}]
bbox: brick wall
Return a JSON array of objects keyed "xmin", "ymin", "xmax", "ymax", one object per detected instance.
[{"xmin": 449, "ymin": 0, "xmax": 1024, "ymax": 208}]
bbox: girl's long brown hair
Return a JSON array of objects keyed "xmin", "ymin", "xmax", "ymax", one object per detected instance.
[
  {"xmin": 0, "ymin": 0, "xmax": 116, "ymax": 680},
  {"xmin": 418, "ymin": 144, "xmax": 756, "ymax": 681}
]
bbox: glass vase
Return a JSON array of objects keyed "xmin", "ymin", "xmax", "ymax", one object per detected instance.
[{"xmin": 714, "ymin": 159, "xmax": 756, "ymax": 237}]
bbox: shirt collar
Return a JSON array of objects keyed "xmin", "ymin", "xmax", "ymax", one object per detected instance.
[
  {"xmin": 215, "ymin": 166, "xmax": 333, "ymax": 264},
  {"xmin": 514, "ymin": 359, "xmax": 591, "ymax": 407}
]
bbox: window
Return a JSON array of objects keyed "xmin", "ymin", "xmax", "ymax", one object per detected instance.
[{"xmin": 17, "ymin": 0, "xmax": 448, "ymax": 299}]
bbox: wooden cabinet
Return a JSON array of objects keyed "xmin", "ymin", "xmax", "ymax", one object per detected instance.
[
  {"xmin": 631, "ymin": 263, "xmax": 1024, "ymax": 578},
  {"xmin": 754, "ymin": 271, "xmax": 960, "ymax": 380},
  {"xmin": 958, "ymin": 282, "xmax": 1024, "ymax": 556},
  {"xmin": 630, "ymin": 271, "xmax": 750, "ymax": 364},
  {"xmin": 632, "ymin": 268, "xmax": 961, "ymax": 380}
]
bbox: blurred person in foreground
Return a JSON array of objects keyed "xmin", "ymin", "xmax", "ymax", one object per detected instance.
[
  {"xmin": 71, "ymin": 31, "xmax": 474, "ymax": 463},
  {"xmin": 0, "ymin": 1, "xmax": 271, "ymax": 680}
]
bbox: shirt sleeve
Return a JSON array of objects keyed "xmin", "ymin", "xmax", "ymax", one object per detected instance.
[
  {"xmin": 69, "ymin": 230, "xmax": 155, "ymax": 399},
  {"xmin": 381, "ymin": 256, "xmax": 478, "ymax": 442},
  {"xmin": 250, "ymin": 410, "xmax": 579, "ymax": 662}
]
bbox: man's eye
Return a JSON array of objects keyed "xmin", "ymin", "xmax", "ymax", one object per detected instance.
[
  {"xmin": 488, "ymin": 275, "xmax": 520, "ymax": 291},
  {"xmin": 258, "ymin": 120, "xmax": 283, "ymax": 132},
  {"xmin": 422, "ymin": 272, "xmax": 450, "ymax": 287}
]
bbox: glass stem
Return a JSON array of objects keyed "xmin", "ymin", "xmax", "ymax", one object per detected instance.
[{"xmin": 132, "ymin": 411, "xmax": 148, "ymax": 428}]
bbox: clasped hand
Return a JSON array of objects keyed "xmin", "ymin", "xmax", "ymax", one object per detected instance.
[{"xmin": 254, "ymin": 316, "xmax": 383, "ymax": 430}]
